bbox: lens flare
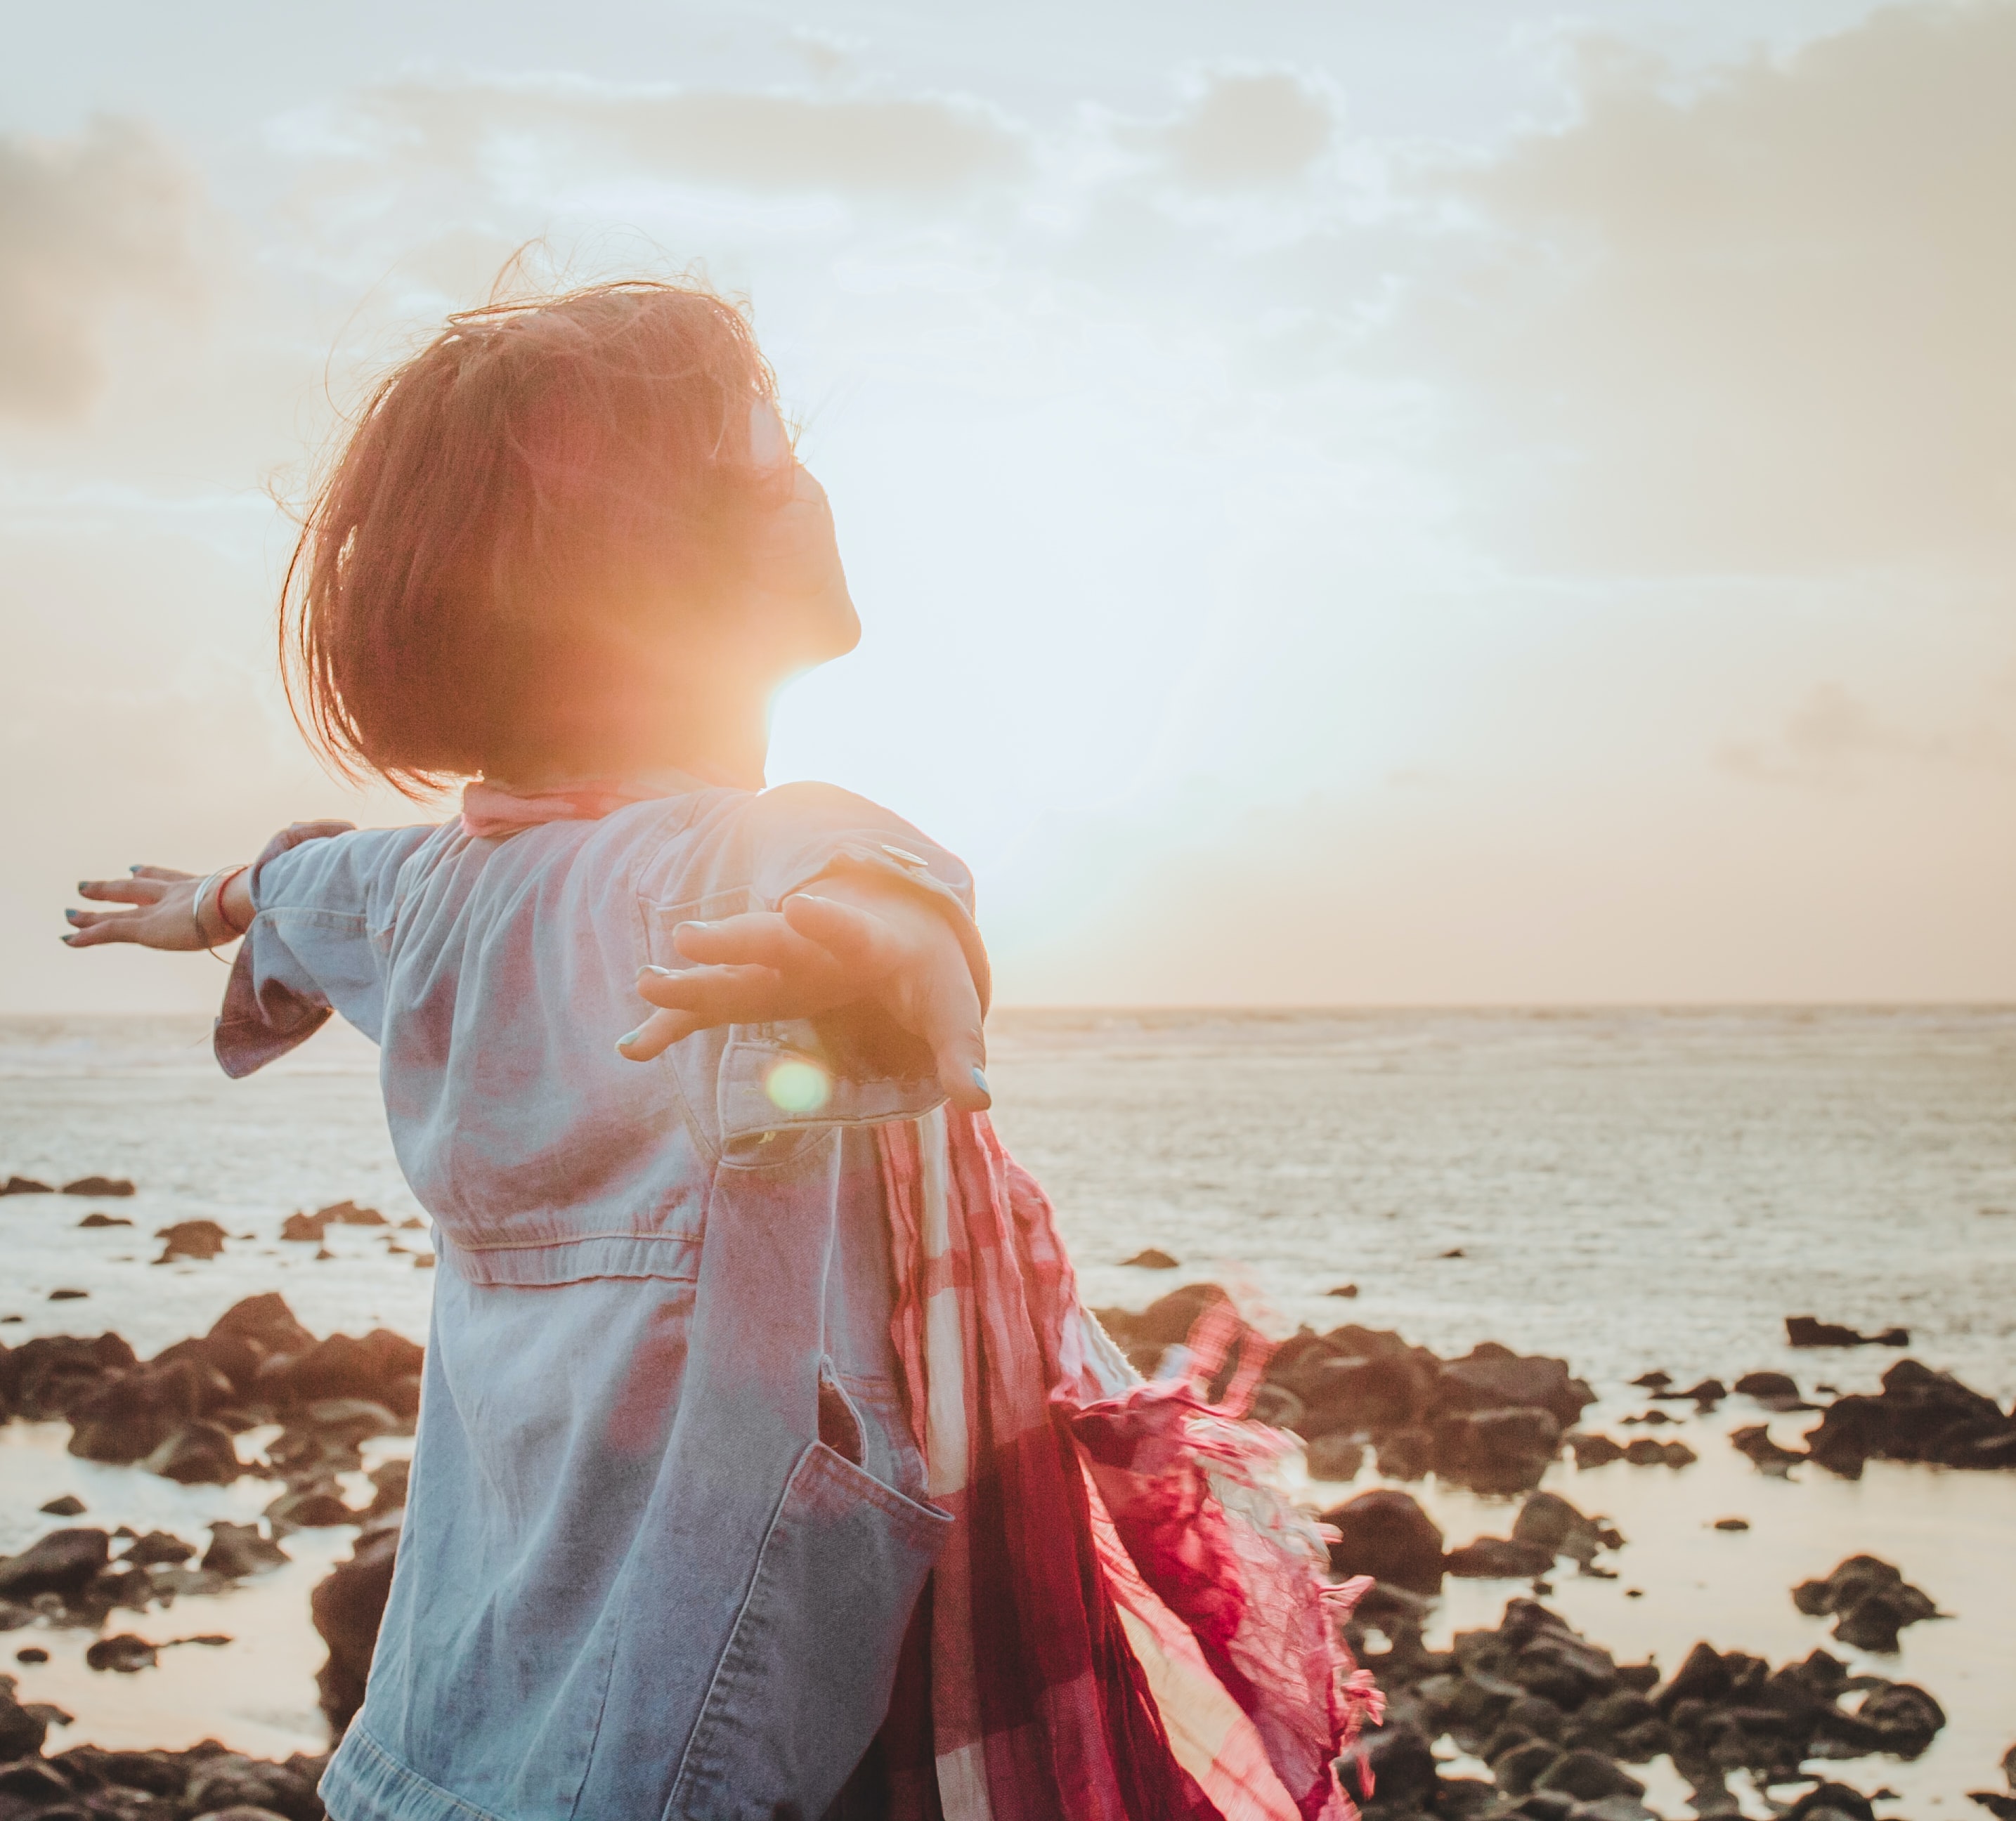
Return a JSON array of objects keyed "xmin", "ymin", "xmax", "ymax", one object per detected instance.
[{"xmin": 765, "ymin": 1057, "xmax": 831, "ymax": 1114}]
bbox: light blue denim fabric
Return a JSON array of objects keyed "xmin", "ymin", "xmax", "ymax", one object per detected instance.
[{"xmin": 216, "ymin": 779, "xmax": 980, "ymax": 1821}]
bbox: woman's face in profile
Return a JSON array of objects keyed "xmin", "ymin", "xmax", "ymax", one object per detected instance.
[{"xmin": 743, "ymin": 402, "xmax": 861, "ymax": 672}]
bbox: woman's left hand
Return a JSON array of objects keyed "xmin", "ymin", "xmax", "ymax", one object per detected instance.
[{"xmin": 618, "ymin": 885, "xmax": 991, "ymax": 1111}]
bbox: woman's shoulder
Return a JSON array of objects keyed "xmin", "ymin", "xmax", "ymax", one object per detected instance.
[{"xmin": 658, "ymin": 778, "xmax": 972, "ymax": 913}]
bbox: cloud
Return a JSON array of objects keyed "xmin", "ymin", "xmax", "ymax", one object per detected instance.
[
  {"xmin": 0, "ymin": 118, "xmax": 204, "ymax": 421},
  {"xmin": 1719, "ymin": 678, "xmax": 2015, "ymax": 785},
  {"xmin": 299, "ymin": 75, "xmax": 1027, "ymax": 198},
  {"xmin": 1128, "ymin": 69, "xmax": 1341, "ymax": 188},
  {"xmin": 1404, "ymin": 1, "xmax": 2016, "ymax": 575}
]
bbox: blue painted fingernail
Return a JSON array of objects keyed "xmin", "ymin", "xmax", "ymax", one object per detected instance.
[
  {"xmin": 616, "ymin": 1030, "xmax": 642, "ymax": 1052},
  {"xmin": 971, "ymin": 1066, "xmax": 990, "ymax": 1099},
  {"xmin": 640, "ymin": 964, "xmax": 677, "ymax": 977}
]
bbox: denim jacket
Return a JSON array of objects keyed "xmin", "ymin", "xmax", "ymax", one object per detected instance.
[{"xmin": 216, "ymin": 778, "xmax": 982, "ymax": 1821}]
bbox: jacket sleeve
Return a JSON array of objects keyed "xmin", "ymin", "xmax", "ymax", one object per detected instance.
[{"xmin": 213, "ymin": 819, "xmax": 439, "ymax": 1078}]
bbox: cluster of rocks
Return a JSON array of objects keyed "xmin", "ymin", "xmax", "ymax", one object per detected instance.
[
  {"xmin": 1095, "ymin": 1284, "xmax": 1602, "ymax": 1492},
  {"xmin": 0, "ymin": 1678, "xmax": 326, "ymax": 1818},
  {"xmin": 1325, "ymin": 1488, "xmax": 1622, "ymax": 1594},
  {"xmin": 1787, "ymin": 1317, "xmax": 1910, "ymax": 1350},
  {"xmin": 0, "ymin": 1294, "xmax": 422, "ymax": 1489},
  {"xmin": 1, "ymin": 1178, "xmax": 134, "ymax": 1199},
  {"xmin": 1722, "ymin": 1360, "xmax": 2016, "ymax": 1480},
  {"xmin": 1341, "ymin": 1588, "xmax": 1946, "ymax": 1821},
  {"xmin": 1793, "ymin": 1557, "xmax": 1942, "ymax": 1655},
  {"xmin": 0, "ymin": 1515, "xmax": 293, "ymax": 1639}
]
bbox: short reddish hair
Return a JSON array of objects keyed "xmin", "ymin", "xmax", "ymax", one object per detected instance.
[{"xmin": 282, "ymin": 280, "xmax": 787, "ymax": 794}]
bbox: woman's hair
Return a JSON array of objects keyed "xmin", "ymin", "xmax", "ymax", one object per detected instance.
[{"xmin": 282, "ymin": 279, "xmax": 788, "ymax": 795}]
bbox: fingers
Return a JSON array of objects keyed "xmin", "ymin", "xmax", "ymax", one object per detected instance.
[
  {"xmin": 63, "ymin": 908, "xmax": 142, "ymax": 947},
  {"xmin": 131, "ymin": 865, "xmax": 197, "ymax": 882},
  {"xmin": 77, "ymin": 876, "xmax": 169, "ymax": 906},
  {"xmin": 635, "ymin": 962, "xmax": 802, "ymax": 1026},
  {"xmin": 930, "ymin": 1001, "xmax": 991, "ymax": 1112},
  {"xmin": 779, "ymin": 894, "xmax": 903, "ymax": 979},
  {"xmin": 616, "ymin": 1005, "xmax": 700, "ymax": 1063},
  {"xmin": 671, "ymin": 910, "xmax": 835, "ymax": 976}
]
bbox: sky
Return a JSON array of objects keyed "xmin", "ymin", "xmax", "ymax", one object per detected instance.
[{"xmin": 3, "ymin": 0, "xmax": 2011, "ymax": 1012}]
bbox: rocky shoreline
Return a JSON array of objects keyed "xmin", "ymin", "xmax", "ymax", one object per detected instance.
[{"xmin": 1, "ymin": 1247, "xmax": 2013, "ymax": 1819}]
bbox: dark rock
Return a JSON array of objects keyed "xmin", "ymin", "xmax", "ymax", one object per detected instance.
[
  {"xmin": 1306, "ymin": 1435, "xmax": 1366, "ymax": 1482},
  {"xmin": 1967, "ymin": 1798, "xmax": 2016, "ymax": 1821},
  {"xmin": 1298, "ymin": 1352, "xmax": 1434, "ymax": 1435},
  {"xmin": 1802, "ymin": 1359, "xmax": 2015, "ymax": 1478},
  {"xmin": 1730, "ymin": 1424, "xmax": 1804, "ymax": 1477},
  {"xmin": 0, "ymin": 1686, "xmax": 50, "ymax": 1758},
  {"xmin": 1435, "ymin": 1775, "xmax": 1500, "ymax": 1820},
  {"xmin": 1533, "ymin": 1750, "xmax": 1644, "ymax": 1801},
  {"xmin": 0, "ymin": 1527, "xmax": 110, "ymax": 1599},
  {"xmin": 8, "ymin": 1332, "xmax": 138, "ymax": 1419},
  {"xmin": 143, "ymin": 1420, "xmax": 244, "ymax": 1484},
  {"xmin": 1792, "ymin": 1555, "xmax": 1939, "ymax": 1654},
  {"xmin": 77, "ymin": 1213, "xmax": 131, "ymax": 1229},
  {"xmin": 1786, "ymin": 1782, "xmax": 1877, "ymax": 1821},
  {"xmin": 1679, "ymin": 1380, "xmax": 1727, "ymax": 1404},
  {"xmin": 154, "ymin": 1219, "xmax": 227, "ymax": 1263},
  {"xmin": 1494, "ymin": 1737, "xmax": 1565, "ymax": 1794},
  {"xmin": 1436, "ymin": 1406, "xmax": 1561, "ymax": 1490},
  {"xmin": 1341, "ymin": 1719, "xmax": 1438, "ymax": 1812},
  {"xmin": 364, "ymin": 1459, "xmax": 409, "ymax": 1517},
  {"xmin": 1448, "ymin": 1537, "xmax": 1556, "ymax": 1579},
  {"xmin": 1566, "ymin": 1433, "xmax": 1625, "ymax": 1468},
  {"xmin": 1856, "ymin": 1683, "xmax": 1944, "ymax": 1757},
  {"xmin": 14, "ymin": 1645, "xmax": 48, "ymax": 1663},
  {"xmin": 1786, "ymin": 1316, "xmax": 1909, "ymax": 1349},
  {"xmin": 1, "ymin": 1176, "xmax": 54, "ymax": 1195},
  {"xmin": 120, "ymin": 1530, "xmax": 195, "ymax": 1567},
  {"xmin": 1713, "ymin": 1518, "xmax": 1750, "ymax": 1532},
  {"xmin": 38, "ymin": 1495, "xmax": 86, "ymax": 1517},
  {"xmin": 0, "ymin": 1758, "xmax": 74, "ymax": 1801},
  {"xmin": 1629, "ymin": 1372, "xmax": 1671, "ymax": 1390},
  {"xmin": 1327, "ymin": 1284, "xmax": 1360, "ymax": 1298},
  {"xmin": 1325, "ymin": 1489, "xmax": 1445, "ymax": 1593},
  {"xmin": 202, "ymin": 1522, "xmax": 289, "ymax": 1579},
  {"xmin": 211, "ymin": 1292, "xmax": 317, "ymax": 1359},
  {"xmin": 1438, "ymin": 1347, "xmax": 1595, "ymax": 1430},
  {"xmin": 62, "ymin": 1176, "xmax": 134, "ymax": 1197},
  {"xmin": 85, "ymin": 1633, "xmax": 160, "ymax": 1673},
  {"xmin": 264, "ymin": 1488, "xmax": 356, "ymax": 1534},
  {"xmin": 281, "ymin": 1210, "xmax": 332, "ymax": 1241},
  {"xmin": 1513, "ymin": 1493, "xmax": 1613, "ymax": 1567},
  {"xmin": 320, "ymin": 1199, "xmax": 386, "ymax": 1227},
  {"xmin": 181, "ymin": 1752, "xmax": 325, "ymax": 1821},
  {"xmin": 313, "ymin": 1523, "xmax": 400, "ymax": 1735},
  {"xmin": 1119, "ymin": 1248, "xmax": 1178, "ymax": 1269},
  {"xmin": 1377, "ymin": 1428, "xmax": 1433, "ymax": 1481},
  {"xmin": 70, "ymin": 1357, "xmax": 236, "ymax": 1465},
  {"xmin": 1734, "ymin": 1370, "xmax": 1800, "ymax": 1402},
  {"xmin": 48, "ymin": 1287, "xmax": 89, "ymax": 1300}
]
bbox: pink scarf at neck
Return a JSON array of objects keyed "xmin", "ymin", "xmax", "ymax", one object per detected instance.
[{"xmin": 460, "ymin": 769, "xmax": 734, "ymax": 839}]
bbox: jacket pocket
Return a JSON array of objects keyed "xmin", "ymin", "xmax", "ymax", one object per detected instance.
[{"xmin": 665, "ymin": 1440, "xmax": 952, "ymax": 1821}]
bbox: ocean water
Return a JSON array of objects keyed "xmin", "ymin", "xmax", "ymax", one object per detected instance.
[{"xmin": 1, "ymin": 1007, "xmax": 2012, "ymax": 1806}]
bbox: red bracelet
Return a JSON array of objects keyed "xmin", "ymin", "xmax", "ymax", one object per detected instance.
[{"xmin": 207, "ymin": 864, "xmax": 252, "ymax": 943}]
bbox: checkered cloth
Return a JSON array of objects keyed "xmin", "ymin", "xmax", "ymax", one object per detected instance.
[{"xmin": 876, "ymin": 1107, "xmax": 1382, "ymax": 1821}]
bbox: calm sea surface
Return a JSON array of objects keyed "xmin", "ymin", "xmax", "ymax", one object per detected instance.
[{"xmin": 1, "ymin": 1008, "xmax": 2012, "ymax": 1807}]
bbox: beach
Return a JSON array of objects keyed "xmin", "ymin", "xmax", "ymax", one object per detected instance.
[{"xmin": 2, "ymin": 1006, "xmax": 2012, "ymax": 1813}]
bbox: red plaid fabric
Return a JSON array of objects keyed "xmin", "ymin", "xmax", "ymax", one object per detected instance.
[{"xmin": 876, "ymin": 1108, "xmax": 1381, "ymax": 1821}]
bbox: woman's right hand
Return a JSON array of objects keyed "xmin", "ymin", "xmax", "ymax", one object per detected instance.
[{"xmin": 65, "ymin": 866, "xmax": 210, "ymax": 951}]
